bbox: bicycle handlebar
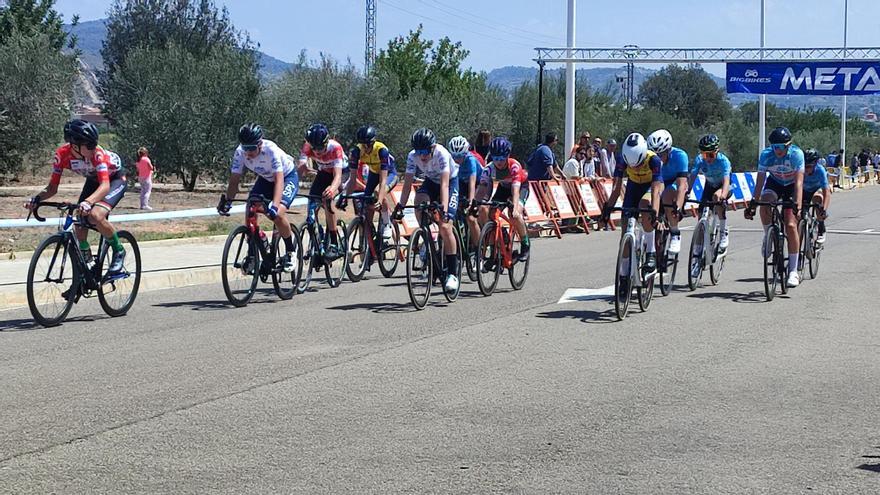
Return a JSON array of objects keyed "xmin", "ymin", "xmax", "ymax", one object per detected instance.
[
  {"xmin": 608, "ymin": 206, "xmax": 657, "ymax": 219},
  {"xmin": 28, "ymin": 201, "xmax": 77, "ymax": 223},
  {"xmin": 474, "ymin": 199, "xmax": 513, "ymax": 209},
  {"xmin": 685, "ymin": 198, "xmax": 728, "ymax": 207}
]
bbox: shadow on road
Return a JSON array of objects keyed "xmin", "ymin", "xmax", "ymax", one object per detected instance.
[
  {"xmin": 856, "ymin": 463, "xmax": 880, "ymax": 473},
  {"xmin": 0, "ymin": 314, "xmax": 110, "ymax": 332},
  {"xmin": 327, "ymin": 301, "xmax": 421, "ymax": 314},
  {"xmin": 535, "ymin": 308, "xmax": 621, "ymax": 324},
  {"xmin": 153, "ymin": 290, "xmax": 278, "ymax": 311},
  {"xmin": 736, "ymin": 278, "xmax": 766, "ymax": 283},
  {"xmin": 686, "ymin": 291, "xmax": 769, "ymax": 304}
]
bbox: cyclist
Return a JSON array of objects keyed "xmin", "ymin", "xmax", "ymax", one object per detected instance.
[
  {"xmin": 25, "ymin": 119, "xmax": 128, "ymax": 274},
  {"xmin": 342, "ymin": 125, "xmax": 398, "ymax": 240},
  {"xmin": 448, "ymin": 135, "xmax": 482, "ymax": 251},
  {"xmin": 744, "ymin": 126, "xmax": 804, "ymax": 288},
  {"xmin": 298, "ymin": 123, "xmax": 345, "ymax": 257},
  {"xmin": 647, "ymin": 129, "xmax": 689, "ymax": 254},
  {"xmin": 474, "ymin": 137, "xmax": 530, "ymax": 266},
  {"xmin": 217, "ymin": 124, "xmax": 298, "ymax": 272},
  {"xmin": 394, "ymin": 128, "xmax": 460, "ymax": 293},
  {"xmin": 601, "ymin": 132, "xmax": 662, "ymax": 293},
  {"xmin": 801, "ymin": 148, "xmax": 831, "ymax": 245},
  {"xmin": 689, "ymin": 134, "xmax": 732, "ymax": 252}
]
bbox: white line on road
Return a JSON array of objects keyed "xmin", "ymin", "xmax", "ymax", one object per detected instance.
[{"xmin": 557, "ymin": 286, "xmax": 614, "ymax": 304}]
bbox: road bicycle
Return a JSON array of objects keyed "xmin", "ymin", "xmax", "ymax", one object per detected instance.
[
  {"xmin": 297, "ymin": 194, "xmax": 349, "ymax": 293},
  {"xmin": 686, "ymin": 197, "xmax": 729, "ymax": 291},
  {"xmin": 26, "ymin": 201, "xmax": 141, "ymax": 327},
  {"xmin": 749, "ymin": 199, "xmax": 796, "ymax": 301},
  {"xmin": 656, "ymin": 202, "xmax": 680, "ymax": 296},
  {"xmin": 339, "ymin": 192, "xmax": 402, "ymax": 282},
  {"xmin": 219, "ymin": 195, "xmax": 302, "ymax": 307},
  {"xmin": 797, "ymin": 202, "xmax": 825, "ymax": 281},
  {"xmin": 474, "ymin": 200, "xmax": 530, "ymax": 296},
  {"xmin": 402, "ymin": 202, "xmax": 462, "ymax": 310},
  {"xmin": 608, "ymin": 206, "xmax": 657, "ymax": 321},
  {"xmin": 454, "ymin": 204, "xmax": 479, "ymax": 282}
]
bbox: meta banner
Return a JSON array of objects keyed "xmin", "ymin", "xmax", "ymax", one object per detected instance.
[{"xmin": 726, "ymin": 62, "xmax": 880, "ymax": 96}]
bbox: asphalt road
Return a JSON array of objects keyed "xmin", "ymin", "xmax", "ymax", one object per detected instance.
[{"xmin": 1, "ymin": 187, "xmax": 879, "ymax": 493}]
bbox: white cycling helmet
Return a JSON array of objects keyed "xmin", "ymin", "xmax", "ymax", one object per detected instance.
[
  {"xmin": 447, "ymin": 135, "xmax": 470, "ymax": 154},
  {"xmin": 647, "ymin": 129, "xmax": 673, "ymax": 154},
  {"xmin": 622, "ymin": 132, "xmax": 648, "ymax": 166}
]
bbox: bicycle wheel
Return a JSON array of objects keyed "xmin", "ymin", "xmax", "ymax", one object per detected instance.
[
  {"xmin": 658, "ymin": 231, "xmax": 676, "ymax": 296},
  {"xmin": 222, "ymin": 225, "xmax": 260, "ymax": 307},
  {"xmin": 296, "ymin": 221, "xmax": 317, "ymax": 294},
  {"xmin": 405, "ymin": 228, "xmax": 432, "ymax": 309},
  {"xmin": 345, "ymin": 217, "xmax": 368, "ymax": 282},
  {"xmin": 26, "ymin": 234, "xmax": 79, "ymax": 327},
  {"xmin": 709, "ymin": 223, "xmax": 725, "ymax": 286},
  {"xmin": 614, "ymin": 234, "xmax": 634, "ymax": 321},
  {"xmin": 378, "ymin": 217, "xmax": 401, "ymax": 278},
  {"xmin": 796, "ymin": 218, "xmax": 807, "ymax": 281},
  {"xmin": 476, "ymin": 221, "xmax": 501, "ymax": 296},
  {"xmin": 508, "ymin": 227, "xmax": 530, "ymax": 290},
  {"xmin": 637, "ymin": 246, "xmax": 655, "ymax": 312},
  {"xmin": 440, "ymin": 227, "xmax": 462, "ymax": 302},
  {"xmin": 763, "ymin": 225, "xmax": 779, "ymax": 301},
  {"xmin": 324, "ymin": 221, "xmax": 349, "ymax": 288},
  {"xmin": 271, "ymin": 224, "xmax": 302, "ymax": 300},
  {"xmin": 687, "ymin": 220, "xmax": 706, "ymax": 291},
  {"xmin": 457, "ymin": 218, "xmax": 478, "ymax": 282},
  {"xmin": 98, "ymin": 230, "xmax": 142, "ymax": 317},
  {"xmin": 808, "ymin": 224, "xmax": 821, "ymax": 280}
]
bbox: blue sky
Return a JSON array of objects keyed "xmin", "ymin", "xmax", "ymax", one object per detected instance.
[{"xmin": 53, "ymin": 0, "xmax": 878, "ymax": 75}]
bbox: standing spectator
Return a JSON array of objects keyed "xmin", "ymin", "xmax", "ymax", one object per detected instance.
[
  {"xmin": 598, "ymin": 138, "xmax": 617, "ymax": 178},
  {"xmin": 872, "ymin": 149, "xmax": 880, "ymax": 173},
  {"xmin": 527, "ymin": 132, "xmax": 562, "ymax": 182},
  {"xmin": 569, "ymin": 132, "xmax": 591, "ymax": 159},
  {"xmin": 582, "ymin": 146, "xmax": 599, "ymax": 179},
  {"xmin": 858, "ymin": 149, "xmax": 870, "ymax": 181},
  {"xmin": 826, "ymin": 149, "xmax": 838, "ymax": 168},
  {"xmin": 850, "ymin": 152, "xmax": 860, "ymax": 176},
  {"xmin": 136, "ymin": 147, "xmax": 154, "ymax": 210},
  {"xmin": 474, "ymin": 130, "xmax": 492, "ymax": 162}
]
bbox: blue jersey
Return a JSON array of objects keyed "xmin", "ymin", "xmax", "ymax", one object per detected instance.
[
  {"xmin": 802, "ymin": 164, "xmax": 829, "ymax": 192},
  {"xmin": 758, "ymin": 144, "xmax": 804, "ymax": 186},
  {"xmin": 660, "ymin": 147, "xmax": 690, "ymax": 184},
  {"xmin": 692, "ymin": 151, "xmax": 732, "ymax": 187},
  {"xmin": 457, "ymin": 154, "xmax": 480, "ymax": 184}
]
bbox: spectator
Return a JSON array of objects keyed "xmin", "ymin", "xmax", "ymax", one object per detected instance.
[
  {"xmin": 598, "ymin": 138, "xmax": 617, "ymax": 178},
  {"xmin": 582, "ymin": 146, "xmax": 598, "ymax": 179},
  {"xmin": 562, "ymin": 147, "xmax": 584, "ymax": 178},
  {"xmin": 136, "ymin": 147, "xmax": 154, "ymax": 210},
  {"xmin": 527, "ymin": 132, "xmax": 562, "ymax": 182},
  {"xmin": 826, "ymin": 150, "xmax": 837, "ymax": 168},
  {"xmin": 570, "ymin": 131, "xmax": 591, "ymax": 159},
  {"xmin": 474, "ymin": 130, "xmax": 492, "ymax": 161},
  {"xmin": 858, "ymin": 149, "xmax": 870, "ymax": 181},
  {"xmin": 873, "ymin": 150, "xmax": 880, "ymax": 173},
  {"xmin": 850, "ymin": 152, "xmax": 860, "ymax": 176}
]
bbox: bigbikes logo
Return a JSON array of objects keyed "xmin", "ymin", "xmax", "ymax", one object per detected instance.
[{"xmin": 729, "ymin": 68, "xmax": 773, "ymax": 84}]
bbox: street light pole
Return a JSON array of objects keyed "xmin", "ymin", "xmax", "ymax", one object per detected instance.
[
  {"xmin": 841, "ymin": 0, "xmax": 848, "ymax": 155},
  {"xmin": 564, "ymin": 0, "xmax": 576, "ymax": 159},
  {"xmin": 759, "ymin": 0, "xmax": 767, "ymax": 157}
]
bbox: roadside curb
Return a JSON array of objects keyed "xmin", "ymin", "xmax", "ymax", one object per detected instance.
[{"xmin": 1, "ymin": 235, "xmax": 228, "ymax": 264}]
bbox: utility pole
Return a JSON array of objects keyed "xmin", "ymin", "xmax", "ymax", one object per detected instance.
[{"xmin": 365, "ymin": 0, "xmax": 377, "ymax": 74}]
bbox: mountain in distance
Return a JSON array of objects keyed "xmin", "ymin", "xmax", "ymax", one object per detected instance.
[{"xmin": 486, "ymin": 65, "xmax": 878, "ymax": 115}]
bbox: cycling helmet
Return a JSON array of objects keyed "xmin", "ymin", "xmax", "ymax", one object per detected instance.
[
  {"xmin": 803, "ymin": 148, "xmax": 821, "ymax": 164},
  {"xmin": 63, "ymin": 119, "xmax": 88, "ymax": 143},
  {"xmin": 305, "ymin": 123, "xmax": 330, "ymax": 148},
  {"xmin": 411, "ymin": 127, "xmax": 436, "ymax": 151},
  {"xmin": 646, "ymin": 129, "xmax": 673, "ymax": 154},
  {"xmin": 66, "ymin": 119, "xmax": 99, "ymax": 149},
  {"xmin": 698, "ymin": 134, "xmax": 720, "ymax": 152},
  {"xmin": 622, "ymin": 132, "xmax": 648, "ymax": 166},
  {"xmin": 768, "ymin": 126, "xmax": 792, "ymax": 145},
  {"xmin": 488, "ymin": 137, "xmax": 512, "ymax": 158},
  {"xmin": 356, "ymin": 125, "xmax": 377, "ymax": 144},
  {"xmin": 447, "ymin": 135, "xmax": 470, "ymax": 154},
  {"xmin": 238, "ymin": 123, "xmax": 264, "ymax": 146}
]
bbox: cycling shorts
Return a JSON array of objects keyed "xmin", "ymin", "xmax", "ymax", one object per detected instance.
[
  {"xmin": 417, "ymin": 179, "xmax": 459, "ymax": 220},
  {"xmin": 364, "ymin": 170, "xmax": 398, "ymax": 199},
  {"xmin": 622, "ymin": 180, "xmax": 652, "ymax": 209},
  {"xmin": 250, "ymin": 171, "xmax": 299, "ymax": 209},
  {"xmin": 79, "ymin": 173, "xmax": 127, "ymax": 211}
]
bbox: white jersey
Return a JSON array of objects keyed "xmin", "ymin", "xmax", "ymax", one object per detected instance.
[
  {"xmin": 405, "ymin": 144, "xmax": 458, "ymax": 183},
  {"xmin": 231, "ymin": 139, "xmax": 296, "ymax": 182}
]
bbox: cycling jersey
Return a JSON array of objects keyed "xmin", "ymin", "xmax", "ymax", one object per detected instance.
[
  {"xmin": 802, "ymin": 164, "xmax": 829, "ymax": 192},
  {"xmin": 405, "ymin": 144, "xmax": 458, "ymax": 183},
  {"xmin": 470, "ymin": 149, "xmax": 486, "ymax": 168},
  {"xmin": 300, "ymin": 139, "xmax": 346, "ymax": 172},
  {"xmin": 660, "ymin": 147, "xmax": 689, "ymax": 184},
  {"xmin": 758, "ymin": 144, "xmax": 804, "ymax": 186},
  {"xmin": 613, "ymin": 150, "xmax": 662, "ymax": 184},
  {"xmin": 50, "ymin": 144, "xmax": 119, "ymax": 185},
  {"xmin": 350, "ymin": 140, "xmax": 393, "ymax": 174},
  {"xmin": 692, "ymin": 151, "xmax": 732, "ymax": 187},
  {"xmin": 458, "ymin": 154, "xmax": 481, "ymax": 184},
  {"xmin": 231, "ymin": 139, "xmax": 297, "ymax": 181},
  {"xmin": 480, "ymin": 158, "xmax": 526, "ymax": 188}
]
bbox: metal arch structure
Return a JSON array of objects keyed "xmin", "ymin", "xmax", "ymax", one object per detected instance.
[
  {"xmin": 365, "ymin": 0, "xmax": 378, "ymax": 74},
  {"xmin": 533, "ymin": 46, "xmax": 880, "ymax": 64}
]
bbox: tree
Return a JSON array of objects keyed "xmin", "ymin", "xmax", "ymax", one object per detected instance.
[
  {"xmin": 101, "ymin": 0, "xmax": 252, "ymax": 119},
  {"xmin": 0, "ymin": 0, "xmax": 74, "ymax": 50},
  {"xmin": 108, "ymin": 43, "xmax": 260, "ymax": 190},
  {"xmin": 373, "ymin": 25, "xmax": 481, "ymax": 99},
  {"xmin": 638, "ymin": 64, "xmax": 731, "ymax": 127}
]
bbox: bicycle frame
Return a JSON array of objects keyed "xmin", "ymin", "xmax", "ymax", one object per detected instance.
[
  {"xmin": 611, "ymin": 206, "xmax": 656, "ymax": 289},
  {"xmin": 483, "ymin": 201, "xmax": 517, "ymax": 270}
]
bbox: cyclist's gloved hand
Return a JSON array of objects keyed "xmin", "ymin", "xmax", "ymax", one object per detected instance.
[
  {"xmin": 217, "ymin": 194, "xmax": 232, "ymax": 215},
  {"xmin": 79, "ymin": 201, "xmax": 92, "ymax": 215},
  {"xmin": 367, "ymin": 195, "xmax": 380, "ymax": 206},
  {"xmin": 392, "ymin": 204, "xmax": 404, "ymax": 220},
  {"xmin": 266, "ymin": 201, "xmax": 279, "ymax": 220},
  {"xmin": 748, "ymin": 199, "xmax": 758, "ymax": 210},
  {"xmin": 25, "ymin": 196, "xmax": 39, "ymax": 211},
  {"xmin": 335, "ymin": 197, "xmax": 348, "ymax": 211}
]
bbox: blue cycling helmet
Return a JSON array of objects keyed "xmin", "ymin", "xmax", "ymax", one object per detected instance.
[
  {"xmin": 488, "ymin": 137, "xmax": 512, "ymax": 157},
  {"xmin": 305, "ymin": 123, "xmax": 330, "ymax": 148}
]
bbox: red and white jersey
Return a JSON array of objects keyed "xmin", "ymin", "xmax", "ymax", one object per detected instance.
[
  {"xmin": 50, "ymin": 144, "xmax": 120, "ymax": 185},
  {"xmin": 299, "ymin": 139, "xmax": 346, "ymax": 172}
]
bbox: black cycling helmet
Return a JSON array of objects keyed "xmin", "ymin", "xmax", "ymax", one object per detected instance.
[
  {"xmin": 803, "ymin": 148, "xmax": 821, "ymax": 164},
  {"xmin": 356, "ymin": 125, "xmax": 377, "ymax": 144},
  {"xmin": 66, "ymin": 119, "xmax": 99, "ymax": 149},
  {"xmin": 768, "ymin": 126, "xmax": 792, "ymax": 145},
  {"xmin": 305, "ymin": 123, "xmax": 330, "ymax": 148},
  {"xmin": 411, "ymin": 127, "xmax": 436, "ymax": 151},
  {"xmin": 488, "ymin": 136, "xmax": 512, "ymax": 157},
  {"xmin": 238, "ymin": 123, "xmax": 264, "ymax": 146},
  {"xmin": 698, "ymin": 134, "xmax": 720, "ymax": 152}
]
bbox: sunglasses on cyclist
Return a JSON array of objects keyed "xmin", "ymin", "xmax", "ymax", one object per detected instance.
[
  {"xmin": 241, "ymin": 144, "xmax": 259, "ymax": 152},
  {"xmin": 414, "ymin": 148, "xmax": 432, "ymax": 156},
  {"xmin": 771, "ymin": 143, "xmax": 788, "ymax": 151},
  {"xmin": 451, "ymin": 152, "xmax": 468, "ymax": 160},
  {"xmin": 702, "ymin": 151, "xmax": 717, "ymax": 159},
  {"xmin": 491, "ymin": 155, "xmax": 509, "ymax": 162}
]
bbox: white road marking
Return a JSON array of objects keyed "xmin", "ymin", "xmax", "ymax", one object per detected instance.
[{"xmin": 557, "ymin": 286, "xmax": 615, "ymax": 304}]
